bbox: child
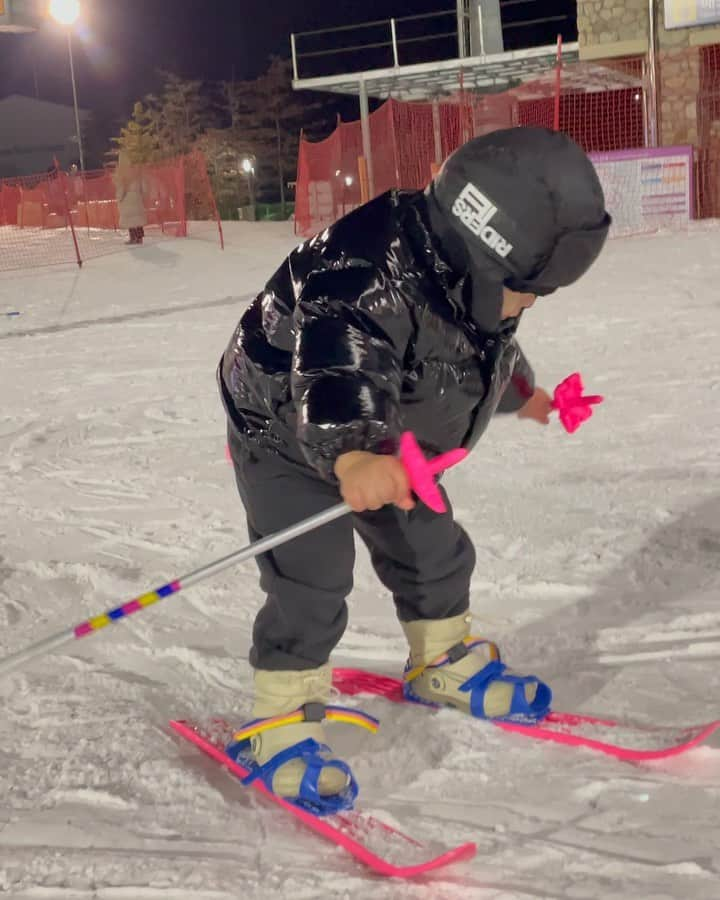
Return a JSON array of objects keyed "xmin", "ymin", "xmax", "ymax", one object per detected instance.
[{"xmin": 218, "ymin": 127, "xmax": 610, "ymax": 810}]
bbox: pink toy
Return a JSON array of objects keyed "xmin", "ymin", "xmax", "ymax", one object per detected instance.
[
  {"xmin": 398, "ymin": 432, "xmax": 468, "ymax": 514},
  {"xmin": 552, "ymin": 372, "xmax": 604, "ymax": 434}
]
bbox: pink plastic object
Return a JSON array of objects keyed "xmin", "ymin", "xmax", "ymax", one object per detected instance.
[
  {"xmin": 225, "ymin": 432, "xmax": 467, "ymax": 515},
  {"xmin": 331, "ymin": 669, "xmax": 720, "ymax": 762},
  {"xmin": 551, "ymin": 373, "xmax": 604, "ymax": 434},
  {"xmin": 170, "ymin": 719, "xmax": 476, "ymax": 877},
  {"xmin": 399, "ymin": 432, "xmax": 468, "ymax": 514}
]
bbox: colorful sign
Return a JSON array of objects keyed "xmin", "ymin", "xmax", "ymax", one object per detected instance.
[
  {"xmin": 589, "ymin": 146, "xmax": 694, "ymax": 237},
  {"xmin": 664, "ymin": 0, "xmax": 720, "ymax": 29}
]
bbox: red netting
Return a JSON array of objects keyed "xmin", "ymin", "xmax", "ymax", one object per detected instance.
[
  {"xmin": 696, "ymin": 44, "xmax": 720, "ymax": 219},
  {"xmin": 295, "ymin": 52, "xmax": 720, "ymax": 236},
  {"xmin": 0, "ymin": 150, "xmax": 222, "ymax": 272}
]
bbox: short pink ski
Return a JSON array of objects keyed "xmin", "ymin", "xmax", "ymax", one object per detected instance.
[
  {"xmin": 170, "ymin": 718, "xmax": 476, "ymax": 878},
  {"xmin": 332, "ymin": 668, "xmax": 720, "ymax": 762}
]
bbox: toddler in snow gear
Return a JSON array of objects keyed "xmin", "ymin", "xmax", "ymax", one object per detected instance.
[{"xmin": 218, "ymin": 127, "xmax": 610, "ymax": 809}]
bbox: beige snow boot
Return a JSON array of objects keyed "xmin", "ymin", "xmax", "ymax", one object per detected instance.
[
  {"xmin": 401, "ymin": 614, "xmax": 551, "ymax": 720},
  {"xmin": 242, "ymin": 665, "xmax": 351, "ymax": 801}
]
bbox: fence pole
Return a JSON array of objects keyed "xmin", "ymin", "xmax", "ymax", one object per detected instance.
[
  {"xmin": 358, "ymin": 156, "xmax": 369, "ymax": 204},
  {"xmin": 58, "ymin": 168, "xmax": 83, "ymax": 269},
  {"xmin": 432, "ymin": 98, "xmax": 443, "ymax": 168},
  {"xmin": 388, "ymin": 99, "xmax": 401, "ymax": 187},
  {"xmin": 198, "ymin": 151, "xmax": 225, "ymax": 250},
  {"xmin": 554, "ymin": 35, "xmax": 563, "ymax": 132},
  {"xmin": 647, "ymin": 0, "xmax": 660, "ymax": 147},
  {"xmin": 359, "ymin": 78, "xmax": 375, "ymax": 198}
]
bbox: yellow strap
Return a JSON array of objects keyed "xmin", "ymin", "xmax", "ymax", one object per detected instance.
[{"xmin": 232, "ymin": 707, "xmax": 378, "ymax": 744}]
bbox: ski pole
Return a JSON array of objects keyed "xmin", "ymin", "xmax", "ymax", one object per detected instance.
[{"xmin": 0, "ymin": 433, "xmax": 467, "ymax": 679}]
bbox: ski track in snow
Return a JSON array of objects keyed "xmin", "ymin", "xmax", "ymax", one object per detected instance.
[{"xmin": 1, "ymin": 221, "xmax": 720, "ymax": 899}]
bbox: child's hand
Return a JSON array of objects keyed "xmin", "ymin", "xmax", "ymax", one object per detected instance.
[
  {"xmin": 335, "ymin": 451, "xmax": 415, "ymax": 513},
  {"xmin": 517, "ymin": 387, "xmax": 553, "ymax": 425}
]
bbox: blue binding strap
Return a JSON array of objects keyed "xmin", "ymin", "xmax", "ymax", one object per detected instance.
[
  {"xmin": 225, "ymin": 737, "xmax": 359, "ymax": 816},
  {"xmin": 458, "ymin": 659, "xmax": 552, "ymax": 722}
]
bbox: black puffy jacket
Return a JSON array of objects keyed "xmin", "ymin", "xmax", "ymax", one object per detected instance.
[{"xmin": 219, "ymin": 190, "xmax": 535, "ymax": 480}]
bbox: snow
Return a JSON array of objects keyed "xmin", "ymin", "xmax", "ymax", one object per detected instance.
[{"xmin": 1, "ymin": 220, "xmax": 720, "ymax": 899}]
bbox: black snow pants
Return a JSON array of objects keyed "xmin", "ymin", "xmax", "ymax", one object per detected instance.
[{"xmin": 227, "ymin": 428, "xmax": 476, "ymax": 671}]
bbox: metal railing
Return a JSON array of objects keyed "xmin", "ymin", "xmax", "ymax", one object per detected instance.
[
  {"xmin": 290, "ymin": 5, "xmax": 575, "ymax": 81},
  {"xmin": 291, "ymin": 10, "xmax": 460, "ymax": 81}
]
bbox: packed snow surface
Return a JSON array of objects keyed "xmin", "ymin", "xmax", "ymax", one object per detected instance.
[{"xmin": 1, "ymin": 221, "xmax": 719, "ymax": 899}]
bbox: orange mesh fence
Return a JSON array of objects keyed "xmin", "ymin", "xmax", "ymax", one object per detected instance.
[
  {"xmin": 0, "ymin": 150, "xmax": 222, "ymax": 272},
  {"xmin": 695, "ymin": 44, "xmax": 720, "ymax": 219},
  {"xmin": 295, "ymin": 51, "xmax": 720, "ymax": 236}
]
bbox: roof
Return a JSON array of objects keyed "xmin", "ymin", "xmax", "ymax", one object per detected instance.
[
  {"xmin": 0, "ymin": 94, "xmax": 91, "ymax": 116},
  {"xmin": 292, "ymin": 41, "xmax": 643, "ymax": 102},
  {"xmin": 292, "ymin": 42, "xmax": 582, "ymax": 101}
]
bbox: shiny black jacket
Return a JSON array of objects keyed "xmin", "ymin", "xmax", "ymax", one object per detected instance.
[{"xmin": 219, "ymin": 190, "xmax": 534, "ymax": 479}]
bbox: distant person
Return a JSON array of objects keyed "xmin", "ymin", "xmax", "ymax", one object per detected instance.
[
  {"xmin": 66, "ymin": 162, "xmax": 84, "ymax": 204},
  {"xmin": 46, "ymin": 165, "xmax": 66, "ymax": 221},
  {"xmin": 114, "ymin": 150, "xmax": 147, "ymax": 245}
]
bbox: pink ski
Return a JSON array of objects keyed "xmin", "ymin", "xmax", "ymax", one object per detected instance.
[
  {"xmin": 170, "ymin": 718, "xmax": 476, "ymax": 878},
  {"xmin": 332, "ymin": 668, "xmax": 720, "ymax": 762}
]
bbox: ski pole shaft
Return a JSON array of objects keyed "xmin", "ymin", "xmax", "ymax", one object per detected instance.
[
  {"xmin": 0, "ymin": 501, "xmax": 350, "ymax": 679},
  {"xmin": 0, "ymin": 433, "xmax": 468, "ymax": 680}
]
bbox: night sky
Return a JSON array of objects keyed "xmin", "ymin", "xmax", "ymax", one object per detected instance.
[{"xmin": 0, "ymin": 0, "xmax": 576, "ymax": 126}]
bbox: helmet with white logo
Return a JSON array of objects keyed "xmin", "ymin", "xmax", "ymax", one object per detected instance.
[{"xmin": 425, "ymin": 127, "xmax": 611, "ymax": 329}]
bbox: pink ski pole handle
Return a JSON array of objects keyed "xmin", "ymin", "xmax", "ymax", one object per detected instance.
[
  {"xmin": 551, "ymin": 372, "xmax": 604, "ymax": 434},
  {"xmin": 224, "ymin": 433, "xmax": 466, "ymax": 513},
  {"xmin": 398, "ymin": 432, "xmax": 467, "ymax": 513}
]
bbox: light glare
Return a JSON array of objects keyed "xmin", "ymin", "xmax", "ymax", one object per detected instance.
[{"xmin": 49, "ymin": 0, "xmax": 81, "ymax": 26}]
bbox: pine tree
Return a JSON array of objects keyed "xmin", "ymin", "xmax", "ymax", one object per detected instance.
[
  {"xmin": 147, "ymin": 71, "xmax": 213, "ymax": 158},
  {"xmin": 111, "ymin": 101, "xmax": 160, "ymax": 164},
  {"xmin": 196, "ymin": 128, "xmax": 257, "ymax": 217},
  {"xmin": 224, "ymin": 57, "xmax": 325, "ymax": 215}
]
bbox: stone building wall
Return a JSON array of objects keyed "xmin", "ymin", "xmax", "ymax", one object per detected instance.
[
  {"xmin": 577, "ymin": 0, "xmax": 720, "ymax": 146},
  {"xmin": 578, "ymin": 0, "xmax": 647, "ymax": 53}
]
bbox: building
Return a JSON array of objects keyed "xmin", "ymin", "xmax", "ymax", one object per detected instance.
[
  {"xmin": 579, "ymin": 0, "xmax": 720, "ymax": 148},
  {"xmin": 0, "ymin": 94, "xmax": 91, "ymax": 178}
]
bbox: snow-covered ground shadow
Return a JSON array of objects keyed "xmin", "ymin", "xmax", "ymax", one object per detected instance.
[{"xmin": 510, "ymin": 493, "xmax": 720, "ymax": 718}]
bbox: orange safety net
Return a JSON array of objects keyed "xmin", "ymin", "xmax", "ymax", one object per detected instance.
[
  {"xmin": 695, "ymin": 43, "xmax": 720, "ymax": 219},
  {"xmin": 295, "ymin": 50, "xmax": 720, "ymax": 235},
  {"xmin": 0, "ymin": 150, "xmax": 222, "ymax": 273}
]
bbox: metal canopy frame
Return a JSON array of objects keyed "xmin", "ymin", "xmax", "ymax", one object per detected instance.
[{"xmin": 292, "ymin": 42, "xmax": 583, "ymax": 101}]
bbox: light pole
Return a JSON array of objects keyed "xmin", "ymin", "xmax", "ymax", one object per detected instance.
[
  {"xmin": 49, "ymin": 0, "xmax": 85, "ymax": 171},
  {"xmin": 241, "ymin": 156, "xmax": 256, "ymax": 220}
]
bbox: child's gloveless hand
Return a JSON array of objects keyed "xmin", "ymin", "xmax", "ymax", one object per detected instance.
[
  {"xmin": 517, "ymin": 387, "xmax": 553, "ymax": 425},
  {"xmin": 334, "ymin": 451, "xmax": 415, "ymax": 513}
]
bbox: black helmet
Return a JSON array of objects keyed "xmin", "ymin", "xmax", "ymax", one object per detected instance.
[{"xmin": 425, "ymin": 127, "xmax": 611, "ymax": 329}]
